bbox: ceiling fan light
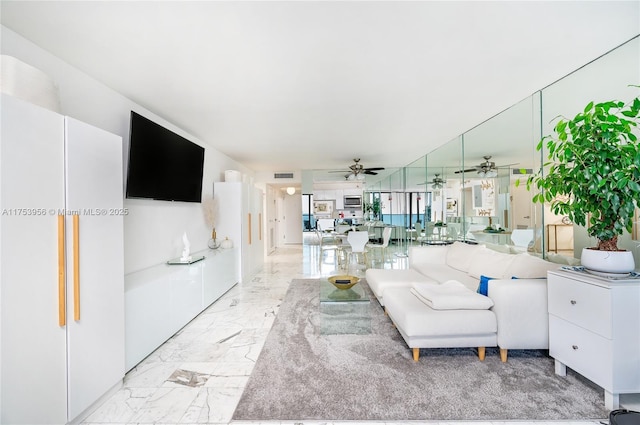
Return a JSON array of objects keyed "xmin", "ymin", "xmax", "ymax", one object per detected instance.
[
  {"xmin": 348, "ymin": 173, "xmax": 356, "ymax": 180},
  {"xmin": 487, "ymin": 169, "xmax": 498, "ymax": 178},
  {"xmin": 356, "ymin": 173, "xmax": 365, "ymax": 180}
]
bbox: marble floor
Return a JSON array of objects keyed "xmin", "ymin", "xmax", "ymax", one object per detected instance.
[{"xmin": 82, "ymin": 237, "xmax": 605, "ymax": 425}]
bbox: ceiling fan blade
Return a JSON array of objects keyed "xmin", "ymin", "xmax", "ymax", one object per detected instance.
[
  {"xmin": 454, "ymin": 168, "xmax": 477, "ymax": 174},
  {"xmin": 364, "ymin": 167, "xmax": 385, "ymax": 171},
  {"xmin": 364, "ymin": 170, "xmax": 378, "ymax": 175}
]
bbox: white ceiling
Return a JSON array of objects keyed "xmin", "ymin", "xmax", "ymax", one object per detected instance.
[{"xmin": 1, "ymin": 1, "xmax": 638, "ymax": 182}]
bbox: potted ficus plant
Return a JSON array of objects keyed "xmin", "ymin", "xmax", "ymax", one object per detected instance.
[{"xmin": 524, "ymin": 93, "xmax": 640, "ymax": 273}]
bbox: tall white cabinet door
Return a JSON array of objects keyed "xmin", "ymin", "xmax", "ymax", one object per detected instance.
[
  {"xmin": 64, "ymin": 118, "xmax": 125, "ymax": 420},
  {"xmin": 1, "ymin": 95, "xmax": 67, "ymax": 424},
  {"xmin": 215, "ymin": 182, "xmax": 243, "ymax": 281},
  {"xmin": 250, "ymin": 187, "xmax": 265, "ymax": 272}
]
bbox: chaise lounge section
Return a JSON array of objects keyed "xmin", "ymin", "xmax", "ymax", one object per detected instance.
[{"xmin": 366, "ymin": 242, "xmax": 561, "ymax": 361}]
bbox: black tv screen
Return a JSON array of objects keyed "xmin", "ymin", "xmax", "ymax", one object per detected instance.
[{"xmin": 126, "ymin": 111, "xmax": 205, "ymax": 203}]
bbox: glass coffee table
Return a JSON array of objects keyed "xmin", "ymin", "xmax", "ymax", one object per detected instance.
[{"xmin": 319, "ymin": 278, "xmax": 371, "ymax": 335}]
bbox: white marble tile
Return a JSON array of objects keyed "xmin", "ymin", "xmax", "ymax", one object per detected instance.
[
  {"xmin": 82, "ymin": 387, "xmax": 156, "ymax": 423},
  {"xmin": 130, "ymin": 387, "xmax": 200, "ymax": 423},
  {"xmin": 210, "ymin": 360, "xmax": 255, "ymax": 377},
  {"xmin": 204, "ymin": 375, "xmax": 249, "ymax": 388},
  {"xmin": 123, "ymin": 361, "xmax": 182, "ymax": 388},
  {"xmin": 178, "ymin": 386, "xmax": 246, "ymax": 423},
  {"xmin": 174, "ymin": 362, "xmax": 218, "ymax": 375}
]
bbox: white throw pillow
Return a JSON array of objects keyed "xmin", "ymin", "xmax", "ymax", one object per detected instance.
[
  {"xmin": 445, "ymin": 242, "xmax": 485, "ymax": 272},
  {"xmin": 467, "ymin": 248, "xmax": 516, "ymax": 279},
  {"xmin": 505, "ymin": 253, "xmax": 559, "ymax": 278},
  {"xmin": 411, "ymin": 280, "xmax": 494, "ymax": 310}
]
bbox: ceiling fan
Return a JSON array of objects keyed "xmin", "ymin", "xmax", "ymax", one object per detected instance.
[
  {"xmin": 418, "ymin": 173, "xmax": 446, "ymax": 189},
  {"xmin": 328, "ymin": 158, "xmax": 385, "ymax": 180},
  {"xmin": 454, "ymin": 155, "xmax": 515, "ymax": 177}
]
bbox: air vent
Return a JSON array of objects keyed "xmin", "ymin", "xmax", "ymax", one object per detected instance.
[
  {"xmin": 512, "ymin": 168, "xmax": 534, "ymax": 175},
  {"xmin": 274, "ymin": 172, "xmax": 294, "ymax": 179}
]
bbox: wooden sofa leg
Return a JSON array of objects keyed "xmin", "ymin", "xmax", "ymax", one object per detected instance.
[
  {"xmin": 412, "ymin": 348, "xmax": 420, "ymax": 362},
  {"xmin": 478, "ymin": 347, "xmax": 486, "ymax": 361},
  {"xmin": 500, "ymin": 348, "xmax": 508, "ymax": 362}
]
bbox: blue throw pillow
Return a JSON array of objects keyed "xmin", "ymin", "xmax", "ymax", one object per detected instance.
[{"xmin": 477, "ymin": 275, "xmax": 496, "ymax": 296}]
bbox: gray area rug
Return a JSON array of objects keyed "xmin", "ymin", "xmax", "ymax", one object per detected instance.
[{"xmin": 232, "ymin": 279, "xmax": 608, "ymax": 421}]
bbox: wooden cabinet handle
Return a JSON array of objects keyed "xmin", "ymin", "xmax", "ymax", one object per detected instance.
[
  {"xmin": 57, "ymin": 215, "xmax": 66, "ymax": 327},
  {"xmin": 73, "ymin": 214, "xmax": 80, "ymax": 321}
]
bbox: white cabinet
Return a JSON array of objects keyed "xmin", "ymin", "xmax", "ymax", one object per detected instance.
[
  {"xmin": 124, "ymin": 248, "xmax": 238, "ymax": 370},
  {"xmin": 547, "ymin": 270, "xmax": 640, "ymax": 409},
  {"xmin": 214, "ymin": 182, "xmax": 264, "ymax": 282},
  {"xmin": 1, "ymin": 94, "xmax": 125, "ymax": 424}
]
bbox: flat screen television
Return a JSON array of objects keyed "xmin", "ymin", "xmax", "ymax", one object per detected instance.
[{"xmin": 126, "ymin": 111, "xmax": 205, "ymax": 203}]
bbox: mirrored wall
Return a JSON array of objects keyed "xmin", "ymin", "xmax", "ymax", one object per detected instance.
[{"xmin": 366, "ymin": 35, "xmax": 639, "ymax": 263}]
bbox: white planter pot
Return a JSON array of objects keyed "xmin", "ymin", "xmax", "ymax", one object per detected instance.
[{"xmin": 580, "ymin": 248, "xmax": 636, "ymax": 274}]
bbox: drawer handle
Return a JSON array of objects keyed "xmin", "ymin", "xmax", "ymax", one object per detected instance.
[
  {"xmin": 570, "ymin": 300, "xmax": 577, "ymax": 305},
  {"xmin": 572, "ymin": 345, "xmax": 579, "ymax": 350}
]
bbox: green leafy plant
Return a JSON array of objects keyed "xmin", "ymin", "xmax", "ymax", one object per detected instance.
[
  {"xmin": 364, "ymin": 198, "xmax": 382, "ymax": 220},
  {"xmin": 524, "ymin": 94, "xmax": 640, "ymax": 251}
]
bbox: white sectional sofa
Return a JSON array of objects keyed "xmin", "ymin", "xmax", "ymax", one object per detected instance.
[{"xmin": 366, "ymin": 241, "xmax": 563, "ymax": 362}]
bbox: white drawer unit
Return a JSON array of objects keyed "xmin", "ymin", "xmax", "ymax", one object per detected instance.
[{"xmin": 547, "ymin": 270, "xmax": 640, "ymax": 410}]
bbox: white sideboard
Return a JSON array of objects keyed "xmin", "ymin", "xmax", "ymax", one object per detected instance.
[
  {"xmin": 547, "ymin": 270, "xmax": 640, "ymax": 409},
  {"xmin": 125, "ymin": 247, "xmax": 239, "ymax": 371}
]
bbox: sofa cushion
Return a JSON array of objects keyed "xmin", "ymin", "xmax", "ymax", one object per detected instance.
[
  {"xmin": 365, "ymin": 268, "xmax": 434, "ymax": 305},
  {"xmin": 384, "ymin": 288, "xmax": 497, "ymax": 338},
  {"xmin": 467, "ymin": 248, "xmax": 516, "ymax": 279},
  {"xmin": 411, "ymin": 280, "xmax": 494, "ymax": 310},
  {"xmin": 445, "ymin": 242, "xmax": 485, "ymax": 272},
  {"xmin": 411, "ymin": 263, "xmax": 479, "ymax": 290},
  {"xmin": 505, "ymin": 253, "xmax": 559, "ymax": 279},
  {"xmin": 408, "ymin": 245, "xmax": 448, "ymax": 267}
]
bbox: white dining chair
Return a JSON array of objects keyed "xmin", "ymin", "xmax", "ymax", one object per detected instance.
[
  {"xmin": 367, "ymin": 226, "xmax": 393, "ymax": 264},
  {"xmin": 315, "ymin": 228, "xmax": 342, "ymax": 267},
  {"xmin": 445, "ymin": 223, "xmax": 460, "ymax": 241},
  {"xmin": 347, "ymin": 230, "xmax": 370, "ymax": 269},
  {"xmin": 510, "ymin": 228, "xmax": 534, "ymax": 252}
]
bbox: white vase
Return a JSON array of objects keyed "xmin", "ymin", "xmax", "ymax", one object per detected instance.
[
  {"xmin": 220, "ymin": 237, "xmax": 233, "ymax": 249},
  {"xmin": 580, "ymin": 248, "xmax": 636, "ymax": 274}
]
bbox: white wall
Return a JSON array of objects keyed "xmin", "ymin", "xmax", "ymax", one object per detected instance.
[
  {"xmin": 1, "ymin": 26, "xmax": 253, "ymax": 273},
  {"xmin": 283, "ymin": 192, "xmax": 303, "ymax": 244}
]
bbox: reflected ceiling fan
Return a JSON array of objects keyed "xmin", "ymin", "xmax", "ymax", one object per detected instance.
[
  {"xmin": 418, "ymin": 173, "xmax": 445, "ymax": 189},
  {"xmin": 454, "ymin": 155, "xmax": 516, "ymax": 177},
  {"xmin": 328, "ymin": 158, "xmax": 385, "ymax": 180}
]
